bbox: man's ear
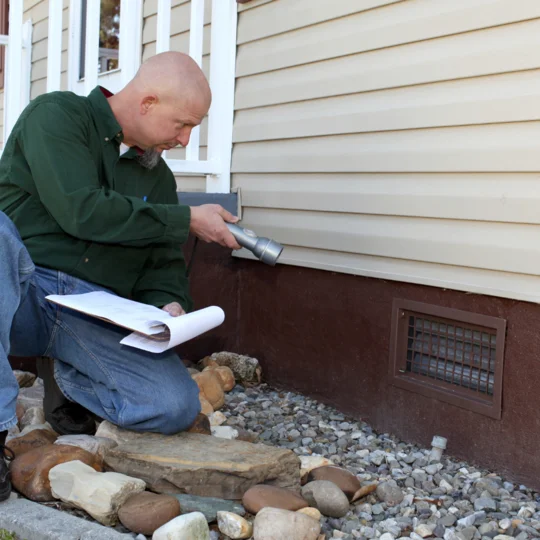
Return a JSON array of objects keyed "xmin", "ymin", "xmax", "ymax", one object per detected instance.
[{"xmin": 140, "ymin": 95, "xmax": 158, "ymax": 115}]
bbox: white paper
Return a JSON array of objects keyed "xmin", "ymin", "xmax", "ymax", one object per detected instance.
[
  {"xmin": 120, "ymin": 306, "xmax": 225, "ymax": 353},
  {"xmin": 45, "ymin": 291, "xmax": 225, "ymax": 353}
]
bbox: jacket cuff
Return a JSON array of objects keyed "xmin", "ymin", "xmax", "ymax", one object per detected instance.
[{"xmin": 164, "ymin": 205, "xmax": 191, "ymax": 244}]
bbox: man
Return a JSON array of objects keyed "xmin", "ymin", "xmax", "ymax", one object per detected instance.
[{"xmin": 0, "ymin": 51, "xmax": 241, "ymax": 501}]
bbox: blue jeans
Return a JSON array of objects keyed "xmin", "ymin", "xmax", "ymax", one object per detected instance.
[{"xmin": 0, "ymin": 211, "xmax": 200, "ymax": 434}]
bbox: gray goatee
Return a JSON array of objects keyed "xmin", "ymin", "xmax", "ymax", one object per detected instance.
[{"xmin": 134, "ymin": 148, "xmax": 162, "ymax": 170}]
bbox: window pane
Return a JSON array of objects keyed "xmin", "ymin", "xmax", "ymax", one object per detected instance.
[
  {"xmin": 79, "ymin": 0, "xmax": 121, "ymax": 80},
  {"xmin": 99, "ymin": 0, "xmax": 120, "ymax": 73}
]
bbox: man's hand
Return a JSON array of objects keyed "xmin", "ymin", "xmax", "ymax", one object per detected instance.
[
  {"xmin": 162, "ymin": 302, "xmax": 186, "ymax": 317},
  {"xmin": 189, "ymin": 204, "xmax": 241, "ymax": 250}
]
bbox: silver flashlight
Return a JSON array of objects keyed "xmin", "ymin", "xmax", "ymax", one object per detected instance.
[{"xmin": 226, "ymin": 223, "xmax": 283, "ymax": 266}]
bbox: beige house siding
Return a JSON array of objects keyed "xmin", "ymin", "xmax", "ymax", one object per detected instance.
[
  {"xmin": 232, "ymin": 0, "xmax": 540, "ymax": 303},
  {"xmin": 26, "ymin": 0, "xmax": 70, "ymax": 99},
  {"xmin": 143, "ymin": 0, "xmax": 210, "ymax": 192}
]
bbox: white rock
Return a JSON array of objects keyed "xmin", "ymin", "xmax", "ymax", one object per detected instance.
[
  {"xmin": 493, "ymin": 536, "xmax": 514, "ymax": 540},
  {"xmin": 20, "ymin": 407, "xmax": 45, "ymax": 430},
  {"xmin": 457, "ymin": 514, "xmax": 476, "ymax": 528},
  {"xmin": 49, "ymin": 460, "xmax": 146, "ymax": 526},
  {"xmin": 300, "ymin": 455, "xmax": 334, "ymax": 479},
  {"xmin": 439, "ymin": 479, "xmax": 453, "ymax": 492},
  {"xmin": 414, "ymin": 525, "xmax": 434, "ymax": 538},
  {"xmin": 210, "ymin": 426, "xmax": 238, "ymax": 439},
  {"xmin": 208, "ymin": 411, "xmax": 227, "ymax": 426},
  {"xmin": 217, "ymin": 511, "xmax": 252, "ymax": 539},
  {"xmin": 152, "ymin": 512, "xmax": 210, "ymax": 540},
  {"xmin": 380, "ymin": 534, "xmax": 395, "ymax": 540},
  {"xmin": 253, "ymin": 507, "xmax": 321, "ymax": 540},
  {"xmin": 54, "ymin": 434, "xmax": 117, "ymax": 457},
  {"xmin": 409, "ymin": 533, "xmax": 423, "ymax": 540},
  {"xmin": 499, "ymin": 519, "xmax": 511, "ymax": 530}
]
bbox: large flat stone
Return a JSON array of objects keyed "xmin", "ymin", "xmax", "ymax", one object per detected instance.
[{"xmin": 102, "ymin": 426, "xmax": 300, "ymax": 500}]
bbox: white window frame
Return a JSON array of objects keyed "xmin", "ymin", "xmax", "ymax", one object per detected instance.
[{"xmin": 68, "ymin": 0, "xmax": 143, "ymax": 96}]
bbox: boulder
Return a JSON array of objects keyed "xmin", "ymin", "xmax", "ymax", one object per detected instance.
[
  {"xmin": 102, "ymin": 428, "xmax": 300, "ymax": 499},
  {"xmin": 10, "ymin": 444, "xmax": 102, "ymax": 502},
  {"xmin": 253, "ymin": 507, "xmax": 320, "ymax": 540},
  {"xmin": 307, "ymin": 466, "xmax": 361, "ymax": 499},
  {"xmin": 152, "ymin": 512, "xmax": 210, "ymax": 540},
  {"xmin": 199, "ymin": 352, "xmax": 262, "ymax": 385},
  {"xmin": 49, "ymin": 460, "xmax": 146, "ymax": 526},
  {"xmin": 118, "ymin": 491, "xmax": 181, "ymax": 535},
  {"xmin": 217, "ymin": 511, "xmax": 252, "ymax": 539},
  {"xmin": 6, "ymin": 429, "xmax": 58, "ymax": 458},
  {"xmin": 242, "ymin": 485, "xmax": 308, "ymax": 514},
  {"xmin": 301, "ymin": 480, "xmax": 350, "ymax": 518},
  {"xmin": 192, "ymin": 371, "xmax": 225, "ymax": 410}
]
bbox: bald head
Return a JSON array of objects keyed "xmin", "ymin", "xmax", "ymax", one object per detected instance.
[
  {"xmin": 130, "ymin": 52, "xmax": 211, "ymax": 112},
  {"xmin": 108, "ymin": 52, "xmax": 212, "ymax": 163}
]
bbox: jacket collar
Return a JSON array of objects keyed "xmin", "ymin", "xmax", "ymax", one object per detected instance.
[{"xmin": 87, "ymin": 86, "xmax": 124, "ymax": 145}]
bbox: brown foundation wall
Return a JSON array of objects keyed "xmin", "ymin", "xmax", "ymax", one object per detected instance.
[{"xmin": 233, "ymin": 259, "xmax": 540, "ymax": 490}]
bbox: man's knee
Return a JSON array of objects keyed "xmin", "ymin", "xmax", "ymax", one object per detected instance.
[{"xmin": 120, "ymin": 375, "xmax": 201, "ymax": 435}]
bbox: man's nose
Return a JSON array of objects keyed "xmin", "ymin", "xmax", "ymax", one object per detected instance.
[{"xmin": 177, "ymin": 126, "xmax": 193, "ymax": 147}]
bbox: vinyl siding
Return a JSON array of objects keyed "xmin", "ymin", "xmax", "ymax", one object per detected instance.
[
  {"xmin": 231, "ymin": 0, "xmax": 540, "ymax": 303},
  {"xmin": 26, "ymin": 0, "xmax": 70, "ymax": 99}
]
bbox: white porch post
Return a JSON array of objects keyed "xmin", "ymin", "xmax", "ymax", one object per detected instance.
[
  {"xmin": 185, "ymin": 0, "xmax": 205, "ymax": 162},
  {"xmin": 47, "ymin": 0, "xmax": 63, "ymax": 92},
  {"xmin": 206, "ymin": 0, "xmax": 238, "ymax": 194},
  {"xmin": 4, "ymin": 0, "xmax": 24, "ymax": 143},
  {"xmin": 84, "ymin": 0, "xmax": 100, "ymax": 95},
  {"xmin": 156, "ymin": 0, "xmax": 171, "ymax": 54}
]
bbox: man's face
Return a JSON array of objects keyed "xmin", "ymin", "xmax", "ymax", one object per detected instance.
[{"xmin": 137, "ymin": 95, "xmax": 207, "ymax": 155}]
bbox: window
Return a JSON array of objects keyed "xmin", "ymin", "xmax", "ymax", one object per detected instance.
[
  {"xmin": 0, "ymin": 0, "xmax": 8, "ymax": 90},
  {"xmin": 79, "ymin": 0, "xmax": 120, "ymax": 80},
  {"xmin": 69, "ymin": 0, "xmax": 142, "ymax": 95},
  {"xmin": 389, "ymin": 299, "xmax": 506, "ymax": 419}
]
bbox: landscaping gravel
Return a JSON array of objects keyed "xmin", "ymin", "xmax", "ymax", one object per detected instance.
[{"xmin": 224, "ymin": 383, "xmax": 540, "ymax": 540}]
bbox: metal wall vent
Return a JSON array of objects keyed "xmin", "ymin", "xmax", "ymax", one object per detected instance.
[{"xmin": 389, "ymin": 299, "xmax": 506, "ymax": 419}]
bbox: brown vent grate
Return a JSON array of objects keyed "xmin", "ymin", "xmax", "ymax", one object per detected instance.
[{"xmin": 389, "ymin": 300, "xmax": 506, "ymax": 419}]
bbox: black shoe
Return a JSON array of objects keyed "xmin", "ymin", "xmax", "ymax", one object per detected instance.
[
  {"xmin": 0, "ymin": 432, "xmax": 14, "ymax": 502},
  {"xmin": 37, "ymin": 357, "xmax": 97, "ymax": 436}
]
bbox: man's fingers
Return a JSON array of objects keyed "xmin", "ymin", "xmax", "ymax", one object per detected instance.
[
  {"xmin": 218, "ymin": 207, "xmax": 239, "ymax": 223},
  {"xmin": 221, "ymin": 229, "xmax": 241, "ymax": 250},
  {"xmin": 162, "ymin": 302, "xmax": 185, "ymax": 317}
]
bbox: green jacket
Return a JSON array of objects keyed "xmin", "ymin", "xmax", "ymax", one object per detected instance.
[{"xmin": 0, "ymin": 86, "xmax": 193, "ymax": 312}]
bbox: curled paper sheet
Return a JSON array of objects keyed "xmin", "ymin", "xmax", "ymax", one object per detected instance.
[
  {"xmin": 120, "ymin": 306, "xmax": 225, "ymax": 353},
  {"xmin": 45, "ymin": 291, "xmax": 225, "ymax": 354}
]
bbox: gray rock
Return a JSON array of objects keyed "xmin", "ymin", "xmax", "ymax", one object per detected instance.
[
  {"xmin": 439, "ymin": 514, "xmax": 457, "ymax": 527},
  {"xmin": 301, "ymin": 480, "xmax": 350, "ymax": 518},
  {"xmin": 458, "ymin": 514, "xmax": 477, "ymax": 528},
  {"xmin": 372, "ymin": 504, "xmax": 385, "ymax": 515},
  {"xmin": 460, "ymin": 527, "xmax": 478, "ymax": 540},
  {"xmin": 0, "ymin": 496, "xmax": 133, "ymax": 539},
  {"xmin": 376, "ymin": 483, "xmax": 404, "ymax": 507},
  {"xmin": 474, "ymin": 498, "xmax": 497, "ymax": 512},
  {"xmin": 173, "ymin": 494, "xmax": 245, "ymax": 523}
]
